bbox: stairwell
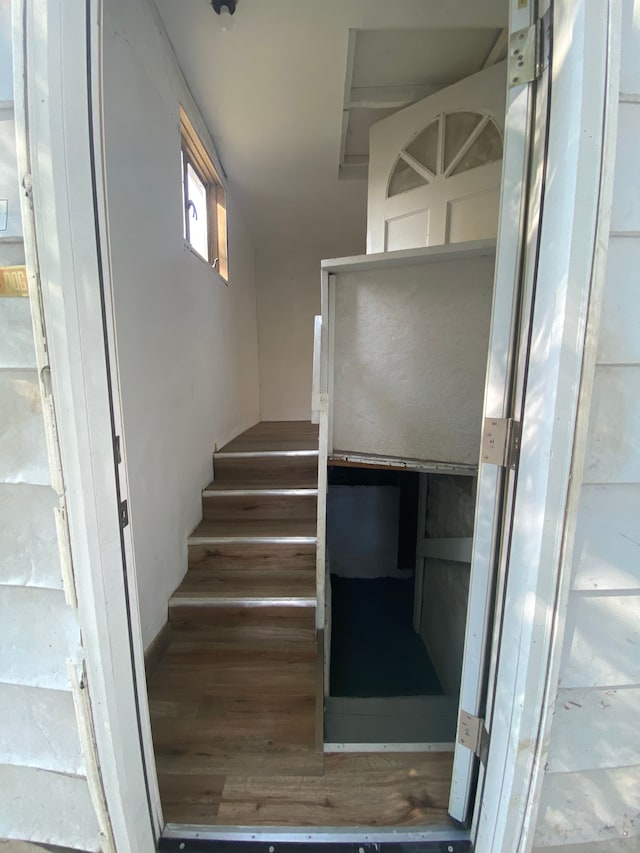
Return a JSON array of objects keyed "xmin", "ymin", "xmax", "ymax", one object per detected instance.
[{"xmin": 147, "ymin": 421, "xmax": 323, "ymax": 822}]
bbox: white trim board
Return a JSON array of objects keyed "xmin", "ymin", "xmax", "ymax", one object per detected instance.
[{"xmin": 321, "ymin": 238, "xmax": 496, "ymax": 274}]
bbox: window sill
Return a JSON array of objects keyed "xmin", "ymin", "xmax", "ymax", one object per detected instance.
[{"xmin": 183, "ymin": 240, "xmax": 228, "ymax": 286}]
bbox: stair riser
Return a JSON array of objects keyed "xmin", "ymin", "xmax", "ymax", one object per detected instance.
[
  {"xmin": 202, "ymin": 492, "xmax": 317, "ymax": 522},
  {"xmin": 212, "ymin": 455, "xmax": 318, "ymax": 487},
  {"xmin": 188, "ymin": 541, "xmax": 316, "ymax": 572},
  {"xmin": 169, "ymin": 604, "xmax": 317, "ymax": 643}
]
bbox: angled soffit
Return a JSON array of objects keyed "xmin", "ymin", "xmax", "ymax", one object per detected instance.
[{"xmin": 340, "ymin": 27, "xmax": 507, "ymax": 180}]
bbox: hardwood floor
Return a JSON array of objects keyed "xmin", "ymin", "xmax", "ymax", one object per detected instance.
[
  {"xmin": 159, "ymin": 752, "xmax": 456, "ymax": 827},
  {"xmin": 219, "ymin": 420, "xmax": 319, "ymax": 452},
  {"xmin": 148, "ymin": 421, "xmax": 454, "ymax": 829}
]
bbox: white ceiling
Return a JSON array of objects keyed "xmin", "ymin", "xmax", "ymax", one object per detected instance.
[{"xmin": 153, "ymin": 0, "xmax": 507, "ymax": 254}]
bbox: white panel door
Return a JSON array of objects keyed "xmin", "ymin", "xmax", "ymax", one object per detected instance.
[
  {"xmin": 448, "ymin": 9, "xmax": 552, "ymax": 827},
  {"xmin": 367, "ymin": 62, "xmax": 506, "ymax": 253}
]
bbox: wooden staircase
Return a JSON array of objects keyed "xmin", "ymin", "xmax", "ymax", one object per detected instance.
[{"xmin": 147, "ymin": 421, "xmax": 322, "ymax": 808}]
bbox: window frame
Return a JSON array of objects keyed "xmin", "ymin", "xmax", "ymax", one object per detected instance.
[{"xmin": 179, "ymin": 106, "xmax": 228, "ymax": 281}]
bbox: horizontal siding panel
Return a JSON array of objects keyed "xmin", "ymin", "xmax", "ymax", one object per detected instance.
[
  {"xmin": 0, "ymin": 764, "xmax": 99, "ymax": 851},
  {"xmin": 533, "ymin": 765, "xmax": 640, "ymax": 847},
  {"xmin": 597, "ymin": 236, "xmax": 640, "ymax": 364},
  {"xmin": 611, "ymin": 102, "xmax": 640, "ymax": 233},
  {"xmin": 620, "ymin": 0, "xmax": 640, "ymax": 95},
  {"xmin": 559, "ymin": 592, "xmax": 640, "ymax": 688},
  {"xmin": 0, "ymin": 113, "xmax": 23, "ymax": 239},
  {"xmin": 583, "ymin": 366, "xmax": 640, "ymax": 484},
  {"xmin": 0, "ymin": 370, "xmax": 49, "ymax": 485},
  {"xmin": 0, "ymin": 240, "xmax": 26, "ymax": 267},
  {"xmin": 0, "ymin": 682, "xmax": 85, "ymax": 775},
  {"xmin": 546, "ymin": 686, "xmax": 640, "ymax": 773},
  {"xmin": 0, "ymin": 299, "xmax": 37, "ymax": 369},
  {"xmin": 533, "ymin": 838, "xmax": 640, "ymax": 853},
  {"xmin": 0, "ymin": 483, "xmax": 62, "ymax": 590},
  {"xmin": 0, "ymin": 586, "xmax": 81, "ymax": 690},
  {"xmin": 572, "ymin": 484, "xmax": 640, "ymax": 590}
]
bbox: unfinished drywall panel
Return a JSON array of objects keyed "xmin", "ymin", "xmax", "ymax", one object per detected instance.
[
  {"xmin": 419, "ymin": 558, "xmax": 469, "ymax": 695},
  {"xmin": 332, "ymin": 255, "xmax": 494, "ymax": 464},
  {"xmin": 103, "ymin": 0, "xmax": 260, "ymax": 647}
]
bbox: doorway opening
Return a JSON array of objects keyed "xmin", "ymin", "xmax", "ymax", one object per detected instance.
[{"xmin": 325, "ymin": 464, "xmax": 475, "ymax": 748}]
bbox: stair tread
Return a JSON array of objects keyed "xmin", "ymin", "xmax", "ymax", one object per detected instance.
[
  {"xmin": 149, "ymin": 625, "xmax": 322, "ymax": 777},
  {"xmin": 220, "ymin": 421, "xmax": 319, "ymax": 453},
  {"xmin": 204, "ymin": 480, "xmax": 317, "ymax": 492},
  {"xmin": 190, "ymin": 517, "xmax": 317, "ymax": 539},
  {"xmin": 171, "ymin": 568, "xmax": 316, "ymax": 601}
]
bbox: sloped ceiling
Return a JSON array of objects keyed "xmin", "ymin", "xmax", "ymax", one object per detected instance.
[
  {"xmin": 340, "ymin": 27, "xmax": 505, "ymax": 180},
  {"xmin": 153, "ymin": 0, "xmax": 507, "ymax": 253}
]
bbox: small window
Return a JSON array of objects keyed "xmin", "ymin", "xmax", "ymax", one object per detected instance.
[{"xmin": 180, "ymin": 106, "xmax": 228, "ymax": 281}]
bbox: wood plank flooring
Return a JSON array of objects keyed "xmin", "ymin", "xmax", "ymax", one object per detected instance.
[
  {"xmin": 160, "ymin": 752, "xmax": 456, "ymax": 827},
  {"xmin": 148, "ymin": 421, "xmax": 454, "ymax": 828}
]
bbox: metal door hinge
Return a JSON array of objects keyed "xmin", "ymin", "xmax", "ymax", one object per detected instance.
[
  {"xmin": 482, "ymin": 417, "xmax": 521, "ymax": 470},
  {"xmin": 119, "ymin": 499, "xmax": 129, "ymax": 528},
  {"xmin": 458, "ymin": 709, "xmax": 490, "ymax": 764},
  {"xmin": 508, "ymin": 10, "xmax": 550, "ymax": 88},
  {"xmin": 114, "ymin": 434, "xmax": 122, "ymax": 464}
]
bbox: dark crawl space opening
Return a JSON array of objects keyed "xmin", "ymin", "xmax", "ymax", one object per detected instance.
[{"xmin": 327, "ymin": 466, "xmax": 442, "ymax": 698}]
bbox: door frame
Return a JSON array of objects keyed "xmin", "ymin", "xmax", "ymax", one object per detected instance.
[
  {"xmin": 12, "ymin": 1, "xmax": 161, "ymax": 851},
  {"xmin": 472, "ymin": 0, "xmax": 620, "ymax": 848},
  {"xmin": 13, "ymin": 0, "xmax": 619, "ymax": 850}
]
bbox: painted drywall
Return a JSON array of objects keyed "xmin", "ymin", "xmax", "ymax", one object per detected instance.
[
  {"xmin": 152, "ymin": 0, "xmax": 507, "ymax": 252},
  {"xmin": 0, "ymin": 5, "xmax": 98, "ymax": 847},
  {"xmin": 102, "ymin": 0, "xmax": 260, "ymax": 647},
  {"xmin": 332, "ymin": 255, "xmax": 494, "ymax": 464},
  {"xmin": 256, "ymin": 241, "xmax": 364, "ymax": 421},
  {"xmin": 533, "ymin": 2, "xmax": 640, "ymax": 846}
]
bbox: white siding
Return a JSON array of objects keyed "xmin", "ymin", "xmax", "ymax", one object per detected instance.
[
  {"xmin": 534, "ymin": 2, "xmax": 640, "ymax": 845},
  {"xmin": 0, "ymin": 3, "xmax": 99, "ymax": 848}
]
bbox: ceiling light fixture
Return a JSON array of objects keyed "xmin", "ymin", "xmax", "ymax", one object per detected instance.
[
  {"xmin": 211, "ymin": 0, "xmax": 236, "ymax": 16},
  {"xmin": 211, "ymin": 0, "xmax": 236, "ymax": 32}
]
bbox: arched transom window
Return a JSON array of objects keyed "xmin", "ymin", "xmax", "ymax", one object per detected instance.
[{"xmin": 387, "ymin": 111, "xmax": 503, "ymax": 198}]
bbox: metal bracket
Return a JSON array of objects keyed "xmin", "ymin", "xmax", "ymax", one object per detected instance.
[
  {"xmin": 482, "ymin": 417, "xmax": 521, "ymax": 470},
  {"xmin": 508, "ymin": 18, "xmax": 543, "ymax": 87},
  {"xmin": 119, "ymin": 499, "xmax": 129, "ymax": 529},
  {"xmin": 458, "ymin": 709, "xmax": 490, "ymax": 765}
]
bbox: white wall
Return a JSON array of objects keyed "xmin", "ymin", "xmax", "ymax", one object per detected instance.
[
  {"xmin": 103, "ymin": 0, "xmax": 260, "ymax": 647},
  {"xmin": 256, "ymin": 240, "xmax": 363, "ymax": 422}
]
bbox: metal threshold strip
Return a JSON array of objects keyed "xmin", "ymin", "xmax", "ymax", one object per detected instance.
[
  {"xmin": 214, "ymin": 450, "xmax": 319, "ymax": 459},
  {"xmin": 160, "ymin": 824, "xmax": 471, "ymax": 850},
  {"xmin": 170, "ymin": 596, "xmax": 316, "ymax": 608},
  {"xmin": 187, "ymin": 536, "xmax": 318, "ymax": 545},
  {"xmin": 203, "ymin": 488, "xmax": 319, "ymax": 497}
]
